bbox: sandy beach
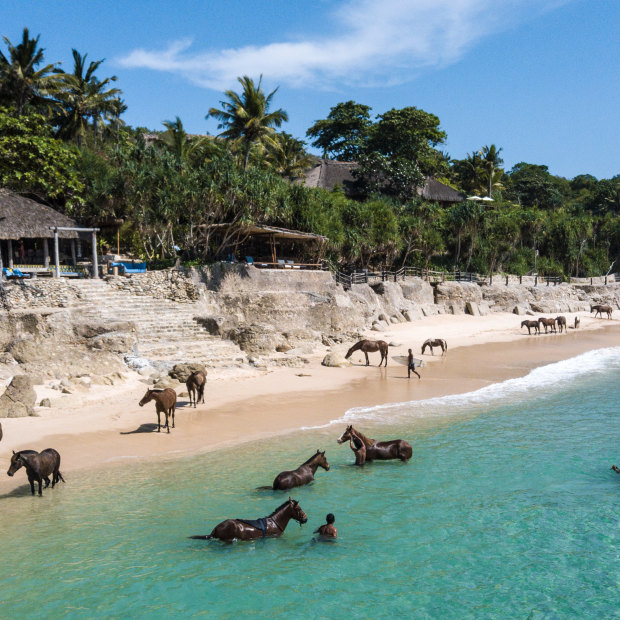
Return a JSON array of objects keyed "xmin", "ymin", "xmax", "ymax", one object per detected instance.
[{"xmin": 1, "ymin": 311, "xmax": 619, "ymax": 493}]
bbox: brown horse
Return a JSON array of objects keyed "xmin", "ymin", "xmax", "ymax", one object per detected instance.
[
  {"xmin": 591, "ymin": 304, "xmax": 613, "ymax": 319},
  {"xmin": 186, "ymin": 371, "xmax": 206, "ymax": 408},
  {"xmin": 538, "ymin": 317, "xmax": 556, "ymax": 334},
  {"xmin": 555, "ymin": 316, "xmax": 567, "ymax": 333},
  {"xmin": 345, "ymin": 340, "xmax": 388, "ymax": 367},
  {"xmin": 521, "ymin": 320, "xmax": 540, "ymax": 335},
  {"xmin": 337, "ymin": 425, "xmax": 412, "ymax": 462},
  {"xmin": 190, "ymin": 498, "xmax": 308, "ymax": 542},
  {"xmin": 421, "ymin": 338, "xmax": 447, "ymax": 356},
  {"xmin": 7, "ymin": 449, "xmax": 65, "ymax": 496},
  {"xmin": 139, "ymin": 388, "xmax": 177, "ymax": 433},
  {"xmin": 272, "ymin": 450, "xmax": 330, "ymax": 490}
]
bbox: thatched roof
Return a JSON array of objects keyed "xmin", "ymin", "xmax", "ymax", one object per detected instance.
[
  {"xmin": 418, "ymin": 178, "xmax": 465, "ymax": 203},
  {"xmin": 0, "ymin": 188, "xmax": 79, "ymax": 239},
  {"xmin": 203, "ymin": 222, "xmax": 327, "ymax": 242}
]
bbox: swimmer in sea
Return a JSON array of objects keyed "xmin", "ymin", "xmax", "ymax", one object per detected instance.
[
  {"xmin": 314, "ymin": 513, "xmax": 337, "ymax": 539},
  {"xmin": 408, "ymin": 348, "xmax": 421, "ymax": 379}
]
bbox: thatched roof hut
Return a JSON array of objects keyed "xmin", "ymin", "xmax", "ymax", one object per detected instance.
[
  {"xmin": 417, "ymin": 178, "xmax": 465, "ymax": 203},
  {"xmin": 0, "ymin": 189, "xmax": 78, "ymax": 239}
]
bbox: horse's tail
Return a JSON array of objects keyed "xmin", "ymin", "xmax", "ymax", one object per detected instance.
[
  {"xmin": 189, "ymin": 534, "xmax": 213, "ymax": 540},
  {"xmin": 57, "ymin": 471, "xmax": 66, "ymax": 483},
  {"xmin": 443, "ymin": 339, "xmax": 448, "ymax": 351},
  {"xmin": 256, "ymin": 485, "xmax": 274, "ymax": 491}
]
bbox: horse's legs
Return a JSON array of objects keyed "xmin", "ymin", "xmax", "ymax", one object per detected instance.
[
  {"xmin": 364, "ymin": 351, "xmax": 369, "ymax": 366},
  {"xmin": 44, "ymin": 476, "xmax": 51, "ymax": 488},
  {"xmin": 171, "ymin": 405, "xmax": 175, "ymax": 429},
  {"xmin": 28, "ymin": 475, "xmax": 35, "ymax": 496},
  {"xmin": 157, "ymin": 410, "xmax": 161, "ymax": 432},
  {"xmin": 37, "ymin": 476, "xmax": 43, "ymax": 497}
]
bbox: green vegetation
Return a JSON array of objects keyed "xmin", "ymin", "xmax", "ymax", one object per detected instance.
[{"xmin": 0, "ymin": 27, "xmax": 618, "ymax": 278}]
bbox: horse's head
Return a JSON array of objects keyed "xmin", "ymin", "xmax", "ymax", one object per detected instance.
[
  {"xmin": 337, "ymin": 425, "xmax": 353, "ymax": 444},
  {"xmin": 7, "ymin": 451, "xmax": 25, "ymax": 477},
  {"xmin": 288, "ymin": 497, "xmax": 308, "ymax": 525},
  {"xmin": 315, "ymin": 449, "xmax": 330, "ymax": 471},
  {"xmin": 139, "ymin": 390, "xmax": 153, "ymax": 407}
]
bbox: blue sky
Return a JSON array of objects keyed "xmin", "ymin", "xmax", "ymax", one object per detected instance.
[{"xmin": 2, "ymin": 0, "xmax": 619, "ymax": 179}]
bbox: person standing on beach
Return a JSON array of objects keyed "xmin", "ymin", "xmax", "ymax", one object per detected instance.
[
  {"xmin": 350, "ymin": 430, "xmax": 366, "ymax": 466},
  {"xmin": 408, "ymin": 349, "xmax": 421, "ymax": 379},
  {"xmin": 314, "ymin": 513, "xmax": 337, "ymax": 539}
]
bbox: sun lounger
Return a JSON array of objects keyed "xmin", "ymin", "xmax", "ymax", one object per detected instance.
[
  {"xmin": 108, "ymin": 261, "xmax": 147, "ymax": 275},
  {"xmin": 3, "ymin": 267, "xmax": 31, "ymax": 279}
]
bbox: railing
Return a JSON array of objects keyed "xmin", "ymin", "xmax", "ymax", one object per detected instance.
[{"xmin": 569, "ymin": 274, "xmax": 617, "ymax": 285}]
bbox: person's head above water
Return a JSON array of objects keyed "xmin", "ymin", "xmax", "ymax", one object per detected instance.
[{"xmin": 326, "ymin": 513, "xmax": 335, "ymax": 524}]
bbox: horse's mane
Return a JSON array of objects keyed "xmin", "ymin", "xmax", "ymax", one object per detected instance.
[
  {"xmin": 345, "ymin": 341, "xmax": 363, "ymax": 358},
  {"xmin": 301, "ymin": 452, "xmax": 321, "ymax": 466},
  {"xmin": 268, "ymin": 499, "xmax": 295, "ymax": 516},
  {"xmin": 351, "ymin": 427, "xmax": 375, "ymax": 447}
]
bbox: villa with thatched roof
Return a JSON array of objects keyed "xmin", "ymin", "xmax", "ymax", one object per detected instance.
[
  {"xmin": 301, "ymin": 159, "xmax": 465, "ymax": 205},
  {"xmin": 0, "ymin": 188, "xmax": 99, "ymax": 278}
]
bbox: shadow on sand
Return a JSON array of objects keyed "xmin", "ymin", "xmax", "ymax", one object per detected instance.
[
  {"xmin": 120, "ymin": 423, "xmax": 159, "ymax": 435},
  {"xmin": 0, "ymin": 483, "xmax": 48, "ymax": 499}
]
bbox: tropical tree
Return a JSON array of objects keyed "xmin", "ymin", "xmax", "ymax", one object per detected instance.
[
  {"xmin": 55, "ymin": 49, "xmax": 122, "ymax": 145},
  {"xmin": 207, "ymin": 75, "xmax": 288, "ymax": 170},
  {"xmin": 265, "ymin": 132, "xmax": 314, "ymax": 179},
  {"xmin": 0, "ymin": 28, "xmax": 65, "ymax": 115},
  {"xmin": 479, "ymin": 144, "xmax": 504, "ymax": 198}
]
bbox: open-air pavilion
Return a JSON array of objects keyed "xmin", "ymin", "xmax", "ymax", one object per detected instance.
[{"xmin": 0, "ymin": 188, "xmax": 100, "ymax": 279}]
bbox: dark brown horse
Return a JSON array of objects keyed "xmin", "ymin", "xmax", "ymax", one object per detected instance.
[
  {"xmin": 272, "ymin": 450, "xmax": 330, "ymax": 490},
  {"xmin": 337, "ymin": 425, "xmax": 412, "ymax": 462},
  {"xmin": 190, "ymin": 498, "xmax": 308, "ymax": 542},
  {"xmin": 139, "ymin": 388, "xmax": 177, "ymax": 433},
  {"xmin": 555, "ymin": 316, "xmax": 567, "ymax": 333},
  {"xmin": 345, "ymin": 340, "xmax": 388, "ymax": 366},
  {"xmin": 7, "ymin": 449, "xmax": 65, "ymax": 496},
  {"xmin": 591, "ymin": 304, "xmax": 613, "ymax": 319},
  {"xmin": 538, "ymin": 317, "xmax": 556, "ymax": 334},
  {"xmin": 186, "ymin": 371, "xmax": 206, "ymax": 408},
  {"xmin": 0, "ymin": 421, "xmax": 2, "ymax": 442},
  {"xmin": 521, "ymin": 320, "xmax": 539, "ymax": 335},
  {"xmin": 421, "ymin": 338, "xmax": 447, "ymax": 356}
]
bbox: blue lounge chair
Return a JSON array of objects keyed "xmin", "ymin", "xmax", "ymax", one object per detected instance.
[{"xmin": 245, "ymin": 256, "xmax": 254, "ymax": 265}]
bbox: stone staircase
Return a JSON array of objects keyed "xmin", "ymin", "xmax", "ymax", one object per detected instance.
[{"xmin": 68, "ymin": 279, "xmax": 248, "ymax": 370}]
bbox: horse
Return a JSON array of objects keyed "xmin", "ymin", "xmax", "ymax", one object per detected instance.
[
  {"xmin": 574, "ymin": 316, "xmax": 580, "ymax": 329},
  {"xmin": 186, "ymin": 371, "xmax": 206, "ymax": 408},
  {"xmin": 337, "ymin": 425, "xmax": 412, "ymax": 462},
  {"xmin": 139, "ymin": 388, "xmax": 177, "ymax": 433},
  {"xmin": 555, "ymin": 316, "xmax": 567, "ymax": 333},
  {"xmin": 591, "ymin": 304, "xmax": 613, "ymax": 319},
  {"xmin": 521, "ymin": 320, "xmax": 539, "ymax": 335},
  {"xmin": 0, "ymin": 421, "xmax": 2, "ymax": 442},
  {"xmin": 272, "ymin": 450, "xmax": 330, "ymax": 490},
  {"xmin": 538, "ymin": 317, "xmax": 556, "ymax": 334},
  {"xmin": 421, "ymin": 338, "xmax": 447, "ymax": 356},
  {"xmin": 345, "ymin": 340, "xmax": 388, "ymax": 367},
  {"xmin": 7, "ymin": 449, "xmax": 65, "ymax": 496},
  {"xmin": 189, "ymin": 498, "xmax": 308, "ymax": 542}
]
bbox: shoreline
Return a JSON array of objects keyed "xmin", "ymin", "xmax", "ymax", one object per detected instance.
[{"xmin": 1, "ymin": 312, "xmax": 619, "ymax": 493}]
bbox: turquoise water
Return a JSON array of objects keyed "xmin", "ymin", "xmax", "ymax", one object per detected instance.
[{"xmin": 2, "ymin": 348, "xmax": 620, "ymax": 618}]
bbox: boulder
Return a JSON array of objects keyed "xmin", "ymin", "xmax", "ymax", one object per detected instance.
[
  {"xmin": 321, "ymin": 352, "xmax": 351, "ymax": 368},
  {"xmin": 465, "ymin": 301, "xmax": 480, "ymax": 316},
  {"xmin": 40, "ymin": 398, "xmax": 51, "ymax": 407},
  {"xmin": 196, "ymin": 315, "xmax": 235, "ymax": 336},
  {"xmin": 226, "ymin": 324, "xmax": 281, "ymax": 354},
  {"xmin": 400, "ymin": 280, "xmax": 435, "ymax": 305},
  {"xmin": 169, "ymin": 363, "xmax": 207, "ymax": 382},
  {"xmin": 0, "ymin": 375, "xmax": 36, "ymax": 418},
  {"xmin": 87, "ymin": 332, "xmax": 136, "ymax": 353},
  {"xmin": 513, "ymin": 305, "xmax": 529, "ymax": 315},
  {"xmin": 403, "ymin": 306, "xmax": 423, "ymax": 322}
]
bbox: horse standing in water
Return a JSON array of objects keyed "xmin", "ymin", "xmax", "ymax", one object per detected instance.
[
  {"xmin": 7, "ymin": 449, "xmax": 64, "ymax": 496},
  {"xmin": 139, "ymin": 388, "xmax": 177, "ymax": 432},
  {"xmin": 521, "ymin": 320, "xmax": 540, "ymax": 335},
  {"xmin": 337, "ymin": 425, "xmax": 412, "ymax": 462},
  {"xmin": 186, "ymin": 371, "xmax": 206, "ymax": 408},
  {"xmin": 555, "ymin": 316, "xmax": 567, "ymax": 333},
  {"xmin": 272, "ymin": 450, "xmax": 330, "ymax": 490},
  {"xmin": 345, "ymin": 340, "xmax": 389, "ymax": 367},
  {"xmin": 421, "ymin": 338, "xmax": 447, "ymax": 356},
  {"xmin": 538, "ymin": 317, "xmax": 557, "ymax": 334},
  {"xmin": 190, "ymin": 498, "xmax": 308, "ymax": 542},
  {"xmin": 591, "ymin": 304, "xmax": 613, "ymax": 319}
]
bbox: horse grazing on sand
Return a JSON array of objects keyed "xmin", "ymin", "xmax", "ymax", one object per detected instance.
[
  {"xmin": 521, "ymin": 320, "xmax": 539, "ymax": 335},
  {"xmin": 591, "ymin": 304, "xmax": 613, "ymax": 319},
  {"xmin": 345, "ymin": 340, "xmax": 388, "ymax": 367},
  {"xmin": 186, "ymin": 371, "xmax": 206, "ymax": 408},
  {"xmin": 555, "ymin": 316, "xmax": 567, "ymax": 333},
  {"xmin": 421, "ymin": 338, "xmax": 447, "ymax": 356},
  {"xmin": 538, "ymin": 317, "xmax": 556, "ymax": 334},
  {"xmin": 272, "ymin": 450, "xmax": 330, "ymax": 490},
  {"xmin": 189, "ymin": 498, "xmax": 308, "ymax": 542},
  {"xmin": 139, "ymin": 388, "xmax": 177, "ymax": 433},
  {"xmin": 337, "ymin": 425, "xmax": 412, "ymax": 462},
  {"xmin": 7, "ymin": 449, "xmax": 65, "ymax": 496}
]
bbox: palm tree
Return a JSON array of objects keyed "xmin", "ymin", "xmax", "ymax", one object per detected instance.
[
  {"xmin": 479, "ymin": 144, "xmax": 504, "ymax": 198},
  {"xmin": 55, "ymin": 49, "xmax": 121, "ymax": 145},
  {"xmin": 207, "ymin": 75, "xmax": 288, "ymax": 170},
  {"xmin": 265, "ymin": 132, "xmax": 313, "ymax": 179},
  {"xmin": 0, "ymin": 28, "xmax": 65, "ymax": 115}
]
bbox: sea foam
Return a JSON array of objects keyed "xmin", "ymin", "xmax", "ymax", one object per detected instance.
[{"xmin": 302, "ymin": 346, "xmax": 620, "ymax": 429}]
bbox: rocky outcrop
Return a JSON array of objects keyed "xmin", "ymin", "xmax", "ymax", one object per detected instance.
[
  {"xmin": 322, "ymin": 351, "xmax": 351, "ymax": 367},
  {"xmin": 0, "ymin": 375, "xmax": 36, "ymax": 418},
  {"xmin": 168, "ymin": 363, "xmax": 207, "ymax": 382}
]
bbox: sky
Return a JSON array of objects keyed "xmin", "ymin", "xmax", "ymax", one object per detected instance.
[{"xmin": 2, "ymin": 0, "xmax": 619, "ymax": 179}]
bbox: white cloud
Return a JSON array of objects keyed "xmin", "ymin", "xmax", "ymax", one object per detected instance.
[{"xmin": 118, "ymin": 0, "xmax": 566, "ymax": 90}]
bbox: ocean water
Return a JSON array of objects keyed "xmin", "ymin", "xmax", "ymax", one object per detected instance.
[{"xmin": 2, "ymin": 348, "xmax": 620, "ymax": 618}]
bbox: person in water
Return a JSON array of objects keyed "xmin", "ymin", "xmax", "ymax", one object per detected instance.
[
  {"xmin": 408, "ymin": 348, "xmax": 421, "ymax": 379},
  {"xmin": 314, "ymin": 513, "xmax": 337, "ymax": 538},
  {"xmin": 349, "ymin": 429, "xmax": 366, "ymax": 466}
]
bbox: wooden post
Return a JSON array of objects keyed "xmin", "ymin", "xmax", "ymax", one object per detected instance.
[
  {"xmin": 270, "ymin": 235, "xmax": 276, "ymax": 265},
  {"xmin": 7, "ymin": 239, "xmax": 13, "ymax": 268},
  {"xmin": 53, "ymin": 229, "xmax": 60, "ymax": 278},
  {"xmin": 43, "ymin": 238, "xmax": 50, "ymax": 268},
  {"xmin": 590, "ymin": 277, "xmax": 593, "ymax": 285},
  {"xmin": 605, "ymin": 276, "xmax": 608, "ymax": 285},
  {"xmin": 519, "ymin": 275, "xmax": 522, "ymax": 284},
  {"xmin": 91, "ymin": 231, "xmax": 99, "ymax": 279},
  {"xmin": 535, "ymin": 275, "xmax": 538, "ymax": 286},
  {"xmin": 71, "ymin": 239, "xmax": 77, "ymax": 266}
]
